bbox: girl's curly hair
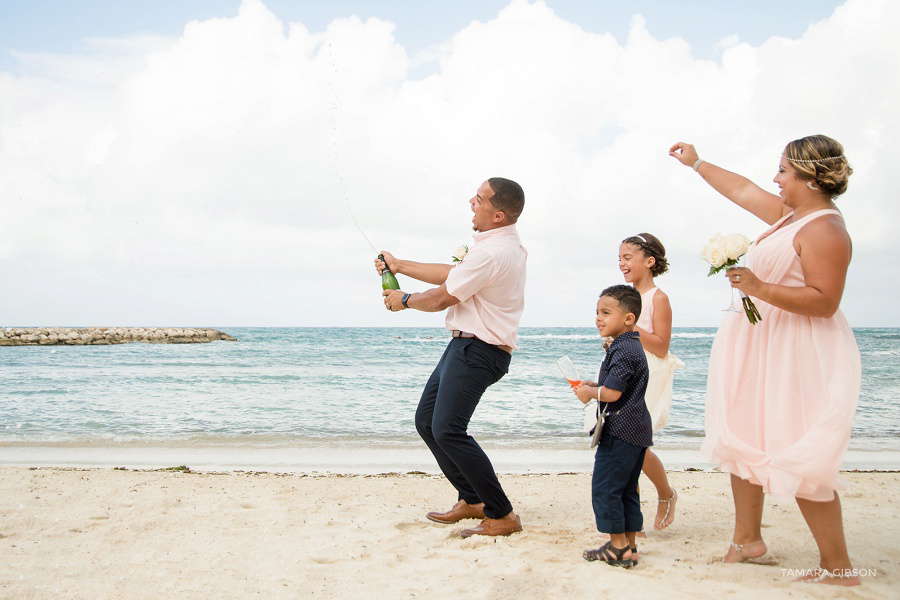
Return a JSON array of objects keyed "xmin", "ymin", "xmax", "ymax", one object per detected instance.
[{"xmin": 622, "ymin": 233, "xmax": 668, "ymax": 277}]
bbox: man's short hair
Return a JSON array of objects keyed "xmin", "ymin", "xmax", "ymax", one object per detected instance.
[
  {"xmin": 487, "ymin": 177, "xmax": 525, "ymax": 222},
  {"xmin": 600, "ymin": 284, "xmax": 642, "ymax": 321}
]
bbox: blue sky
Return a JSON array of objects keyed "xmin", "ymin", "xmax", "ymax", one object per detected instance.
[
  {"xmin": 1, "ymin": 0, "xmax": 897, "ymax": 327},
  {"xmin": 0, "ymin": 0, "xmax": 845, "ymax": 66}
]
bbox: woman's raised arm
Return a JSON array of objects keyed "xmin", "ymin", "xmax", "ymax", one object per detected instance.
[{"xmin": 669, "ymin": 142, "xmax": 786, "ymax": 225}]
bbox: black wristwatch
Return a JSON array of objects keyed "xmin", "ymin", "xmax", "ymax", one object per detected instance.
[{"xmin": 401, "ymin": 293, "xmax": 411, "ymax": 309}]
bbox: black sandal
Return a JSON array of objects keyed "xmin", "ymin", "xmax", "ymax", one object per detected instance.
[
  {"xmin": 631, "ymin": 545, "xmax": 638, "ymax": 566},
  {"xmin": 582, "ymin": 541, "xmax": 633, "ymax": 568}
]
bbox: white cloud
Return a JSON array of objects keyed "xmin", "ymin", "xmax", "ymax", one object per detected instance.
[
  {"xmin": 1, "ymin": 0, "xmax": 897, "ymax": 326},
  {"xmin": 715, "ymin": 34, "xmax": 741, "ymax": 52}
]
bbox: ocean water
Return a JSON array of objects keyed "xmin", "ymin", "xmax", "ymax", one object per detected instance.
[{"xmin": 1, "ymin": 327, "xmax": 897, "ymax": 472}]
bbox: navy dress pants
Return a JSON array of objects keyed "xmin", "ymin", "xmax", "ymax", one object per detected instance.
[
  {"xmin": 415, "ymin": 337, "xmax": 512, "ymax": 519},
  {"xmin": 591, "ymin": 426, "xmax": 647, "ymax": 534}
]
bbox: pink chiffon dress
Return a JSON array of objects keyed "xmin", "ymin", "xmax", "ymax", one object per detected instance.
[{"xmin": 700, "ymin": 209, "xmax": 861, "ymax": 501}]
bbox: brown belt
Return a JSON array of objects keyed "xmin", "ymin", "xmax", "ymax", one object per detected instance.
[{"xmin": 451, "ymin": 330, "xmax": 512, "ymax": 353}]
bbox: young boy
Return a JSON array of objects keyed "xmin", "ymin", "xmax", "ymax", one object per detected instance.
[{"xmin": 574, "ymin": 284, "xmax": 652, "ymax": 567}]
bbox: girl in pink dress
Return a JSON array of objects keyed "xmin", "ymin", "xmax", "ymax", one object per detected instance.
[
  {"xmin": 619, "ymin": 233, "xmax": 684, "ymax": 530},
  {"xmin": 669, "ymin": 135, "xmax": 861, "ymax": 586}
]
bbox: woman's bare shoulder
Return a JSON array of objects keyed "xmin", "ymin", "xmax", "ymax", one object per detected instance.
[
  {"xmin": 799, "ymin": 212, "xmax": 850, "ymax": 239},
  {"xmin": 795, "ymin": 212, "xmax": 852, "ymax": 257}
]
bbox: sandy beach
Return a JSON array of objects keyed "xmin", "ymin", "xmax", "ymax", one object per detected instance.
[{"xmin": 0, "ymin": 467, "xmax": 894, "ymax": 599}]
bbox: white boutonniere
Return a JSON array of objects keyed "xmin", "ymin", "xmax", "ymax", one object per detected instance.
[{"xmin": 451, "ymin": 244, "xmax": 468, "ymax": 263}]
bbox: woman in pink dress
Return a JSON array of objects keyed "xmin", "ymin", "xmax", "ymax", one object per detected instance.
[{"xmin": 669, "ymin": 135, "xmax": 861, "ymax": 586}]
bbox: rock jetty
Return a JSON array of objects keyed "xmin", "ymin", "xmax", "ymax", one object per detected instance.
[{"xmin": 0, "ymin": 327, "xmax": 237, "ymax": 346}]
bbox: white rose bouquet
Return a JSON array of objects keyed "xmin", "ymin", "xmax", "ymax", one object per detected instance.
[
  {"xmin": 451, "ymin": 244, "xmax": 468, "ymax": 263},
  {"xmin": 700, "ymin": 233, "xmax": 762, "ymax": 324},
  {"xmin": 700, "ymin": 233, "xmax": 750, "ymax": 274}
]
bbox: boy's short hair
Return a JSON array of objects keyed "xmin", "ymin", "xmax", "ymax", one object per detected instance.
[{"xmin": 600, "ymin": 284, "xmax": 642, "ymax": 321}]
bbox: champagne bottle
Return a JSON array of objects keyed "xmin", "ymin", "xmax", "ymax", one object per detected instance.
[{"xmin": 379, "ymin": 254, "xmax": 400, "ymax": 290}]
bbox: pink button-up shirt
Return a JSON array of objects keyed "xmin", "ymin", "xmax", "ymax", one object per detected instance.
[{"xmin": 444, "ymin": 224, "xmax": 527, "ymax": 350}]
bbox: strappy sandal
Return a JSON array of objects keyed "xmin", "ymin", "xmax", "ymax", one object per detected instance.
[
  {"xmin": 796, "ymin": 567, "xmax": 860, "ymax": 586},
  {"xmin": 582, "ymin": 541, "xmax": 633, "ymax": 568},
  {"xmin": 655, "ymin": 489, "xmax": 677, "ymax": 529},
  {"xmin": 631, "ymin": 545, "xmax": 638, "ymax": 566}
]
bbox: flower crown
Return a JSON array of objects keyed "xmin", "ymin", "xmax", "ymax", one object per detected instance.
[{"xmin": 781, "ymin": 154, "xmax": 845, "ymax": 163}]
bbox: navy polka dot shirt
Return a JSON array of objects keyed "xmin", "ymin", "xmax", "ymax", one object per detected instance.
[{"xmin": 597, "ymin": 331, "xmax": 653, "ymax": 447}]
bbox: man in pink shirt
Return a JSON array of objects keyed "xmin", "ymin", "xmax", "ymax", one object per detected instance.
[{"xmin": 378, "ymin": 177, "xmax": 527, "ymax": 538}]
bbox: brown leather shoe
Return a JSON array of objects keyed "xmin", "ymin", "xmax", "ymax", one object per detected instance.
[
  {"xmin": 426, "ymin": 500, "xmax": 485, "ymax": 524},
  {"xmin": 459, "ymin": 512, "xmax": 523, "ymax": 538}
]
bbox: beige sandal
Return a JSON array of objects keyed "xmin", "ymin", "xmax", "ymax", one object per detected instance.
[
  {"xmin": 796, "ymin": 567, "xmax": 860, "ymax": 586},
  {"xmin": 655, "ymin": 489, "xmax": 677, "ymax": 529}
]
